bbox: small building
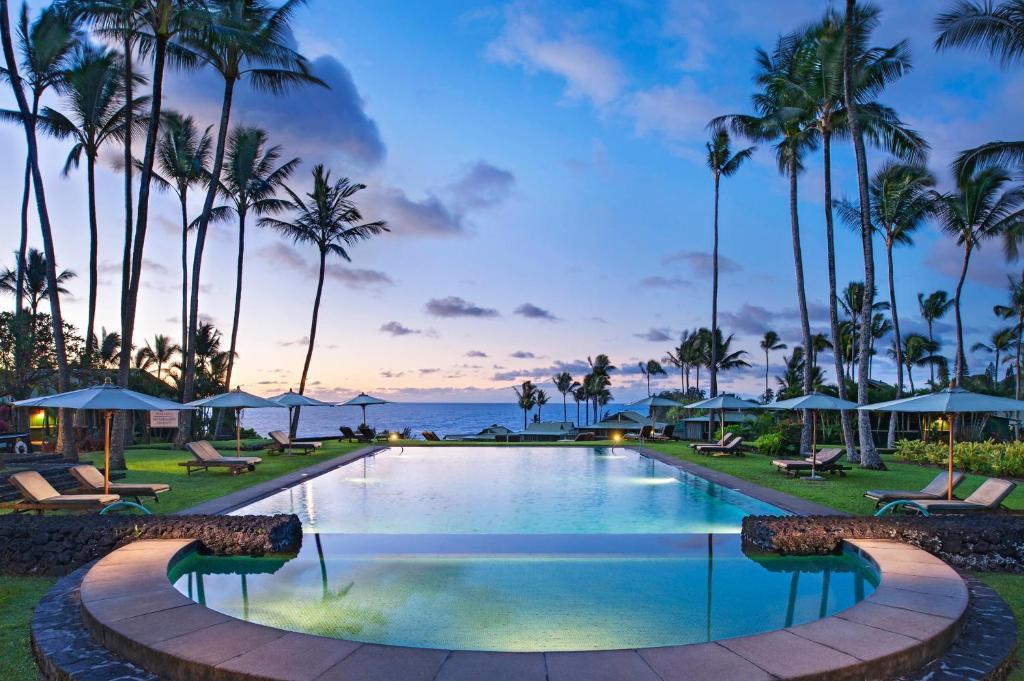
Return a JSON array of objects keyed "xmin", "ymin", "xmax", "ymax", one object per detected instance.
[
  {"xmin": 588, "ymin": 410, "xmax": 660, "ymax": 438},
  {"xmin": 679, "ymin": 413, "xmax": 756, "ymax": 441}
]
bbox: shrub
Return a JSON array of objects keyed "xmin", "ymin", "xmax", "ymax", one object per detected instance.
[
  {"xmin": 751, "ymin": 432, "xmax": 783, "ymax": 456},
  {"xmin": 894, "ymin": 438, "xmax": 1024, "ymax": 478}
]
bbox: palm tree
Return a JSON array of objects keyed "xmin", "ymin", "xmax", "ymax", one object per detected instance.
[
  {"xmin": 995, "ymin": 273, "xmax": 1024, "ymax": 400},
  {"xmin": 839, "ymin": 281, "xmax": 888, "ymax": 380},
  {"xmin": 535, "ymin": 389, "xmax": 549, "ymax": 421},
  {"xmin": 777, "ymin": 347, "xmax": 825, "ymax": 399},
  {"xmin": 552, "ymin": 372, "xmax": 579, "ymax": 423},
  {"xmin": 894, "ymin": 333, "xmax": 944, "ymax": 393},
  {"xmin": 40, "ymin": 44, "xmax": 142, "ymax": 365},
  {"xmin": 178, "ymin": 0, "xmax": 324, "ymax": 436},
  {"xmin": 759, "ymin": 331, "xmax": 787, "ymax": 401},
  {"xmin": 141, "ymin": 334, "xmax": 179, "ymax": 382},
  {"xmin": 713, "ymin": 32, "xmax": 818, "ymax": 453},
  {"xmin": 638, "ymin": 359, "xmax": 667, "ymax": 396},
  {"xmin": 663, "ymin": 341, "xmax": 688, "ymax": 393},
  {"xmin": 931, "ymin": 167, "xmax": 1024, "ymax": 383},
  {"xmin": 809, "ymin": 333, "xmax": 833, "ymax": 372},
  {"xmin": 3, "ymin": 249, "xmax": 76, "ymax": 322},
  {"xmin": 972, "ymin": 327, "xmax": 1016, "ymax": 387},
  {"xmin": 513, "ymin": 380, "xmax": 537, "ymax": 429},
  {"xmin": 260, "ymin": 165, "xmax": 388, "ymax": 437},
  {"xmin": 705, "ymin": 129, "xmax": 754, "ymax": 397},
  {"xmin": 868, "ymin": 312, "xmax": 893, "ymax": 379},
  {"xmin": 218, "ymin": 126, "xmax": 297, "ymax": 393},
  {"xmin": 147, "ymin": 112, "xmax": 212, "ymax": 368},
  {"xmin": 936, "ymin": 1, "xmax": 1024, "ymax": 177},
  {"xmin": 917, "ymin": 290, "xmax": 952, "ymax": 387},
  {"xmin": 573, "ymin": 384, "xmax": 587, "ymax": 427},
  {"xmin": 96, "ymin": 327, "xmax": 121, "ymax": 368},
  {"xmin": 587, "ymin": 354, "xmax": 616, "ymax": 423}
]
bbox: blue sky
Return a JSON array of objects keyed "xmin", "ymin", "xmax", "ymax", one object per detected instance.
[{"xmin": 4, "ymin": 0, "xmax": 1023, "ymax": 402}]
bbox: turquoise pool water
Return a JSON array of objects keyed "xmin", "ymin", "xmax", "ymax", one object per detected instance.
[
  {"xmin": 175, "ymin": 447, "xmax": 878, "ymax": 651},
  {"xmin": 230, "ymin": 446, "xmax": 782, "ymax": 533},
  {"xmin": 170, "ymin": 534, "xmax": 878, "ymax": 651}
]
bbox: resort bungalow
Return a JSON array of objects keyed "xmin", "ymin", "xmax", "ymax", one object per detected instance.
[
  {"xmin": 517, "ymin": 421, "xmax": 576, "ymax": 442},
  {"xmin": 443, "ymin": 424, "xmax": 514, "ymax": 442},
  {"xmin": 588, "ymin": 410, "xmax": 660, "ymax": 439},
  {"xmin": 680, "ymin": 413, "xmax": 756, "ymax": 441}
]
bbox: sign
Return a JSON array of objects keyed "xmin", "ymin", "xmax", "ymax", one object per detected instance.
[{"xmin": 149, "ymin": 411, "xmax": 179, "ymax": 429}]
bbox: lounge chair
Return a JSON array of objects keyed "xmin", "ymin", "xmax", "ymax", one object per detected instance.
[
  {"xmin": 648, "ymin": 424, "xmax": 676, "ymax": 442},
  {"xmin": 180, "ymin": 441, "xmax": 262, "ymax": 476},
  {"xmin": 268, "ymin": 430, "xmax": 321, "ymax": 455},
  {"xmin": 692, "ymin": 433, "xmax": 736, "ymax": 453},
  {"xmin": 772, "ymin": 448, "xmax": 845, "ymax": 476},
  {"xmin": 3, "ymin": 470, "xmax": 119, "ymax": 514},
  {"xmin": 421, "ymin": 431, "xmax": 442, "ymax": 442},
  {"xmin": 358, "ymin": 425, "xmax": 377, "ymax": 441},
  {"xmin": 910, "ymin": 478, "xmax": 1017, "ymax": 514},
  {"xmin": 340, "ymin": 426, "xmax": 370, "ymax": 443},
  {"xmin": 698, "ymin": 436, "xmax": 745, "ymax": 457},
  {"xmin": 864, "ymin": 471, "xmax": 967, "ymax": 508},
  {"xmin": 558, "ymin": 431, "xmax": 595, "ymax": 442},
  {"xmin": 69, "ymin": 465, "xmax": 169, "ymax": 504},
  {"xmin": 624, "ymin": 425, "xmax": 655, "ymax": 441}
]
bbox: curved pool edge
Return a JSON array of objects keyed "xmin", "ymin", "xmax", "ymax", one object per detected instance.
[{"xmin": 78, "ymin": 538, "xmax": 968, "ymax": 681}]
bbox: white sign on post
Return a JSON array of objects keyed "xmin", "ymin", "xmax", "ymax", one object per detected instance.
[{"xmin": 149, "ymin": 411, "xmax": 179, "ymax": 429}]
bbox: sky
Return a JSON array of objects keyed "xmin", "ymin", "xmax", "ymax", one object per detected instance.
[{"xmin": 3, "ymin": 0, "xmax": 1023, "ymax": 403}]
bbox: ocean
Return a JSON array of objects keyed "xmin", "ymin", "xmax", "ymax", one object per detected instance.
[{"xmin": 242, "ymin": 402, "xmax": 622, "ymax": 439}]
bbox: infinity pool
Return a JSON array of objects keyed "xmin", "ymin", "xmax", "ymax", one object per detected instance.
[{"xmin": 230, "ymin": 446, "xmax": 782, "ymax": 533}]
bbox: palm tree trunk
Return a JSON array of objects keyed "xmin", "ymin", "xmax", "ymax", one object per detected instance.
[
  {"xmin": 927, "ymin": 321, "xmax": 936, "ymax": 387},
  {"xmin": 822, "ymin": 129, "xmax": 857, "ymax": 460},
  {"xmin": 179, "ymin": 191, "xmax": 189, "ymax": 384},
  {"xmin": 844, "ymin": 0, "xmax": 881, "ymax": 469},
  {"xmin": 953, "ymin": 245, "xmax": 972, "ymax": 384},
  {"xmin": 294, "ymin": 249, "xmax": 328, "ymax": 438},
  {"xmin": 885, "ymin": 240, "xmax": 903, "ymax": 447},
  {"xmin": 16, "ymin": 157, "xmax": 29, "ymax": 314},
  {"xmin": 907, "ymin": 363, "xmax": 914, "ymax": 393},
  {"xmin": 710, "ymin": 173, "xmax": 720, "ymax": 397},
  {"xmin": 787, "ymin": 155, "xmax": 814, "ymax": 455},
  {"xmin": 1, "ymin": 0, "xmax": 75, "ymax": 460},
  {"xmin": 85, "ymin": 153, "xmax": 100, "ymax": 367},
  {"xmin": 764, "ymin": 349, "xmax": 770, "ymax": 399},
  {"xmin": 562, "ymin": 394, "xmax": 567, "ymax": 422},
  {"xmin": 177, "ymin": 77, "xmax": 236, "ymax": 449},
  {"xmin": 225, "ymin": 208, "xmax": 246, "ymax": 392},
  {"xmin": 120, "ymin": 32, "xmax": 134, "ymax": 360}
]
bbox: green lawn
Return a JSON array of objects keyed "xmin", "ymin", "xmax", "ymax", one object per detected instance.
[{"xmin": 978, "ymin": 572, "xmax": 1024, "ymax": 680}]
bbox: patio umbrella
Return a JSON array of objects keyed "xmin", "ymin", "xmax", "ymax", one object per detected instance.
[
  {"xmin": 860, "ymin": 387, "xmax": 1024, "ymax": 499},
  {"xmin": 684, "ymin": 395, "xmax": 762, "ymax": 443},
  {"xmin": 628, "ymin": 395, "xmax": 685, "ymax": 420},
  {"xmin": 270, "ymin": 389, "xmax": 335, "ymax": 435},
  {"xmin": 13, "ymin": 379, "xmax": 189, "ymax": 494},
  {"xmin": 188, "ymin": 387, "xmax": 281, "ymax": 457},
  {"xmin": 767, "ymin": 392, "xmax": 859, "ymax": 481},
  {"xmin": 341, "ymin": 393, "xmax": 390, "ymax": 427}
]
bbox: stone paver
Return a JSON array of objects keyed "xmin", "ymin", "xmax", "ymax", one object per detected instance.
[
  {"xmin": 880, "ymin": 571, "xmax": 969, "ymax": 599},
  {"xmin": 216, "ymin": 632, "xmax": 361, "ymax": 681},
  {"xmin": 546, "ymin": 650, "xmax": 662, "ymax": 681},
  {"xmin": 868, "ymin": 586, "xmax": 967, "ymax": 619},
  {"xmin": 639, "ymin": 642, "xmax": 774, "ymax": 681},
  {"xmin": 837, "ymin": 601, "xmax": 956, "ymax": 641},
  {"xmin": 718, "ymin": 629, "xmax": 861, "ymax": 679},
  {"xmin": 787, "ymin": 616, "xmax": 920, "ymax": 661},
  {"xmin": 315, "ymin": 643, "xmax": 448, "ymax": 681},
  {"xmin": 435, "ymin": 651, "xmax": 547, "ymax": 681},
  {"xmin": 150, "ymin": 619, "xmax": 287, "ymax": 666}
]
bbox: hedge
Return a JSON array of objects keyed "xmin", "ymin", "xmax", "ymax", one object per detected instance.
[{"xmin": 894, "ymin": 438, "xmax": 1024, "ymax": 478}]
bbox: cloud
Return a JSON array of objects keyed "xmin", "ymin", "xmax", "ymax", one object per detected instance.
[
  {"xmin": 277, "ymin": 337, "xmax": 309, "ymax": 347},
  {"xmin": 366, "ymin": 185, "xmax": 465, "ymax": 236},
  {"xmin": 510, "ymin": 350, "xmax": 536, "ymax": 359},
  {"xmin": 639, "ymin": 275, "xmax": 688, "ymax": 289},
  {"xmin": 324, "ymin": 265, "xmax": 393, "ymax": 289},
  {"xmin": 255, "ymin": 244, "xmax": 392, "ymax": 290},
  {"xmin": 924, "ymin": 236, "xmax": 1015, "ymax": 289},
  {"xmin": 449, "ymin": 161, "xmax": 516, "ymax": 210},
  {"xmin": 719, "ymin": 302, "xmax": 830, "ymax": 337},
  {"xmin": 627, "ymin": 77, "xmax": 727, "ymax": 146},
  {"xmin": 380, "ymin": 370, "xmax": 405, "ymax": 378},
  {"xmin": 425, "ymin": 296, "xmax": 500, "ymax": 318},
  {"xmin": 514, "ymin": 302, "xmax": 560, "ymax": 321},
  {"xmin": 380, "ymin": 321, "xmax": 420, "ymax": 336},
  {"xmin": 486, "ymin": 8, "xmax": 627, "ymax": 107},
  {"xmin": 466, "ymin": 350, "xmax": 488, "ymax": 358},
  {"xmin": 419, "ymin": 368, "xmax": 440, "ymax": 374},
  {"xmin": 635, "ymin": 327, "xmax": 672, "ymax": 342},
  {"xmin": 492, "ymin": 359, "xmax": 590, "ymax": 382},
  {"xmin": 662, "ymin": 250, "xmax": 742, "ymax": 275}
]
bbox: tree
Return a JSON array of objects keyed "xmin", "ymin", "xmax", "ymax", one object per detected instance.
[
  {"xmin": 513, "ymin": 380, "xmax": 537, "ymax": 429},
  {"xmin": 759, "ymin": 331, "xmax": 787, "ymax": 402},
  {"xmin": 777, "ymin": 347, "xmax": 825, "ymax": 399},
  {"xmin": 552, "ymin": 371, "xmax": 579, "ymax": 423},
  {"xmin": 931, "ymin": 167, "xmax": 1024, "ymax": 383},
  {"xmin": 839, "ymin": 281, "xmax": 888, "ymax": 381},
  {"xmin": 586, "ymin": 354, "xmax": 615, "ymax": 423},
  {"xmin": 140, "ymin": 334, "xmax": 179, "ymax": 382},
  {"xmin": 638, "ymin": 359, "xmax": 666, "ymax": 396},
  {"xmin": 1, "ymin": 249, "xmax": 76, "ymax": 323},
  {"xmin": 836, "ymin": 162, "xmax": 934, "ymax": 445},
  {"xmin": 809, "ymin": 333, "xmax": 833, "ymax": 371},
  {"xmin": 972, "ymin": 327, "xmax": 1016, "ymax": 388},
  {"xmin": 260, "ymin": 165, "xmax": 387, "ymax": 437},
  {"xmin": 535, "ymin": 389, "xmax": 549, "ymax": 421},
  {"xmin": 994, "ymin": 273, "xmax": 1024, "ymax": 400},
  {"xmin": 893, "ymin": 333, "xmax": 943, "ymax": 393},
  {"xmin": 178, "ymin": 0, "xmax": 324, "ymax": 447},
  {"xmin": 705, "ymin": 129, "xmax": 754, "ymax": 397},
  {"xmin": 218, "ymin": 126, "xmax": 297, "ymax": 394},
  {"xmin": 917, "ymin": 290, "xmax": 952, "ymax": 387}
]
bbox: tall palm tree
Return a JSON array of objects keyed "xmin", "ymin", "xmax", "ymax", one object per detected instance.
[
  {"xmin": 535, "ymin": 389, "xmax": 549, "ymax": 421},
  {"xmin": 836, "ymin": 162, "xmax": 934, "ymax": 445},
  {"xmin": 2, "ymin": 5, "xmax": 78, "ymax": 317},
  {"xmin": 148, "ymin": 111, "xmax": 213, "ymax": 367},
  {"xmin": 892, "ymin": 333, "xmax": 943, "ymax": 393},
  {"xmin": 638, "ymin": 359, "xmax": 666, "ymax": 396},
  {"xmin": 140, "ymin": 334, "xmax": 179, "ymax": 382},
  {"xmin": 178, "ymin": 0, "xmax": 324, "ymax": 440},
  {"xmin": 587, "ymin": 354, "xmax": 616, "ymax": 423},
  {"xmin": 936, "ymin": 1, "xmax": 1024, "ymax": 177},
  {"xmin": 759, "ymin": 331, "xmax": 787, "ymax": 402},
  {"xmin": 513, "ymin": 380, "xmax": 537, "ymax": 429},
  {"xmin": 713, "ymin": 32, "xmax": 818, "ymax": 453},
  {"xmin": 839, "ymin": 281, "xmax": 888, "ymax": 381},
  {"xmin": 809, "ymin": 332, "xmax": 833, "ymax": 372},
  {"xmin": 995, "ymin": 273, "xmax": 1024, "ymax": 399},
  {"xmin": 573, "ymin": 384, "xmax": 586, "ymax": 426},
  {"xmin": 41, "ymin": 44, "xmax": 142, "ymax": 365},
  {"xmin": 931, "ymin": 167, "xmax": 1024, "ymax": 383},
  {"xmin": 704, "ymin": 129, "xmax": 754, "ymax": 397},
  {"xmin": 260, "ymin": 165, "xmax": 388, "ymax": 437},
  {"xmin": 0, "ymin": 0, "xmax": 76, "ymax": 459},
  {"xmin": 972, "ymin": 327, "xmax": 1016, "ymax": 387},
  {"xmin": 917, "ymin": 290, "xmax": 952, "ymax": 387},
  {"xmin": 552, "ymin": 372, "xmax": 579, "ymax": 423},
  {"xmin": 218, "ymin": 126, "xmax": 297, "ymax": 393}
]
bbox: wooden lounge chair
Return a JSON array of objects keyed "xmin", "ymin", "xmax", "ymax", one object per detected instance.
[
  {"xmin": 359, "ymin": 425, "xmax": 377, "ymax": 441},
  {"xmin": 772, "ymin": 448, "xmax": 845, "ymax": 476},
  {"xmin": 268, "ymin": 430, "xmax": 321, "ymax": 455},
  {"xmin": 910, "ymin": 478, "xmax": 1017, "ymax": 514},
  {"xmin": 69, "ymin": 464, "xmax": 169, "ymax": 504},
  {"xmin": 698, "ymin": 436, "xmax": 745, "ymax": 457},
  {"xmin": 648, "ymin": 424, "xmax": 676, "ymax": 442},
  {"xmin": 180, "ymin": 441, "xmax": 262, "ymax": 476},
  {"xmin": 692, "ymin": 433, "xmax": 736, "ymax": 453},
  {"xmin": 864, "ymin": 471, "xmax": 967, "ymax": 508},
  {"xmin": 3, "ymin": 470, "xmax": 119, "ymax": 514},
  {"xmin": 340, "ymin": 426, "xmax": 370, "ymax": 443},
  {"xmin": 558, "ymin": 431, "xmax": 594, "ymax": 442},
  {"xmin": 421, "ymin": 431, "xmax": 442, "ymax": 442},
  {"xmin": 624, "ymin": 425, "xmax": 655, "ymax": 441}
]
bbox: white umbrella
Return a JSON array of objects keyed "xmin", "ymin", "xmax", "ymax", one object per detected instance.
[
  {"xmin": 340, "ymin": 393, "xmax": 390, "ymax": 427},
  {"xmin": 270, "ymin": 389, "xmax": 335, "ymax": 435},
  {"xmin": 767, "ymin": 392, "xmax": 859, "ymax": 481},
  {"xmin": 684, "ymin": 395, "xmax": 762, "ymax": 442},
  {"xmin": 188, "ymin": 387, "xmax": 280, "ymax": 457}
]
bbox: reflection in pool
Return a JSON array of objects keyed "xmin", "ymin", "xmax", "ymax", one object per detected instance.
[{"xmin": 170, "ymin": 534, "xmax": 878, "ymax": 652}]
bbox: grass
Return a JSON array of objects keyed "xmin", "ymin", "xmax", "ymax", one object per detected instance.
[
  {"xmin": 0, "ymin": 575, "xmax": 54, "ymax": 679},
  {"xmin": 977, "ymin": 572, "xmax": 1024, "ymax": 680}
]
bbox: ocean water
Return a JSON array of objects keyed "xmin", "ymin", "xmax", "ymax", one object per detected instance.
[{"xmin": 242, "ymin": 402, "xmax": 619, "ymax": 439}]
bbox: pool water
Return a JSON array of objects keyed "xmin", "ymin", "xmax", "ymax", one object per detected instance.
[
  {"xmin": 231, "ymin": 446, "xmax": 782, "ymax": 533},
  {"xmin": 170, "ymin": 534, "xmax": 878, "ymax": 652}
]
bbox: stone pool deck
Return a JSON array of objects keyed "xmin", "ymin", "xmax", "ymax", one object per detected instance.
[{"xmin": 74, "ymin": 537, "xmax": 970, "ymax": 681}]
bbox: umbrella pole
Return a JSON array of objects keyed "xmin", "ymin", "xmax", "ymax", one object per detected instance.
[
  {"xmin": 362, "ymin": 405, "xmax": 367, "ymax": 427},
  {"xmin": 948, "ymin": 412, "xmax": 955, "ymax": 501},
  {"xmin": 720, "ymin": 408, "xmax": 725, "ymax": 443},
  {"xmin": 236, "ymin": 408, "xmax": 242, "ymax": 457},
  {"xmin": 103, "ymin": 410, "xmax": 112, "ymax": 495}
]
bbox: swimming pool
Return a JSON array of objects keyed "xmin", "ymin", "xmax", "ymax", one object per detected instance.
[{"xmin": 172, "ymin": 446, "xmax": 879, "ymax": 651}]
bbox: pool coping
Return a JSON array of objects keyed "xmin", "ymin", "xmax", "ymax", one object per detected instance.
[{"xmin": 78, "ymin": 538, "xmax": 968, "ymax": 681}]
